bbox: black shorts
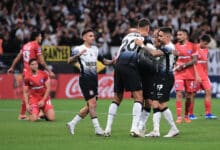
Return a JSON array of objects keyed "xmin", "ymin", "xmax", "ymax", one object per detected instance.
[
  {"xmin": 114, "ymin": 63, "xmax": 142, "ymax": 93},
  {"xmin": 140, "ymin": 72, "xmax": 155, "ymax": 100},
  {"xmin": 137, "ymin": 50, "xmax": 156, "ymax": 74},
  {"xmin": 79, "ymin": 76, "xmax": 98, "ymax": 101},
  {"xmin": 151, "ymin": 73, "xmax": 174, "ymax": 102}
]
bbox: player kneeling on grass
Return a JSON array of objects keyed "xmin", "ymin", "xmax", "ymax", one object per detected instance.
[{"xmin": 23, "ymin": 59, "xmax": 55, "ymax": 122}]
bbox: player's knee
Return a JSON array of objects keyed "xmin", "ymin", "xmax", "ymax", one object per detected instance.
[
  {"xmin": 176, "ymin": 91, "xmax": 183, "ymax": 99},
  {"xmin": 205, "ymin": 90, "xmax": 212, "ymax": 96},
  {"xmin": 88, "ymin": 99, "xmax": 97, "ymax": 107},
  {"xmin": 46, "ymin": 115, "xmax": 55, "ymax": 121}
]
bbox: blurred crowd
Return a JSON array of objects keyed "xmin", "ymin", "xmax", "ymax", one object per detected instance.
[{"xmin": 0, "ymin": 0, "xmax": 220, "ymax": 55}]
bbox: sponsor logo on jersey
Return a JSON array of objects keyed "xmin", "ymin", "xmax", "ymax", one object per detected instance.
[
  {"xmin": 40, "ymin": 78, "xmax": 44, "ymax": 84},
  {"xmin": 187, "ymin": 50, "xmax": 192, "ymax": 54}
]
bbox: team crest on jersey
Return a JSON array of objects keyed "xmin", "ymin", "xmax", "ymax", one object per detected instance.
[
  {"xmin": 187, "ymin": 50, "xmax": 192, "ymax": 54},
  {"xmin": 175, "ymin": 83, "xmax": 179, "ymax": 88},
  {"xmin": 89, "ymin": 90, "xmax": 94, "ymax": 95},
  {"xmin": 157, "ymin": 84, "xmax": 163, "ymax": 91},
  {"xmin": 37, "ymin": 47, "xmax": 41, "ymax": 53},
  {"xmin": 40, "ymin": 78, "xmax": 44, "ymax": 84}
]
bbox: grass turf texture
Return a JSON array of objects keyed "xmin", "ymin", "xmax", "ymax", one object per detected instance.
[{"xmin": 0, "ymin": 98, "xmax": 220, "ymax": 150}]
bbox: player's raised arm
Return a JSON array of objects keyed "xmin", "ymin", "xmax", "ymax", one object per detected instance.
[
  {"xmin": 38, "ymin": 55, "xmax": 55, "ymax": 78},
  {"xmin": 23, "ymin": 82, "xmax": 31, "ymax": 112},
  {"xmin": 7, "ymin": 52, "xmax": 22, "ymax": 73},
  {"xmin": 67, "ymin": 49, "xmax": 86, "ymax": 64},
  {"xmin": 135, "ymin": 39, "xmax": 164, "ymax": 57},
  {"xmin": 98, "ymin": 51, "xmax": 116, "ymax": 65}
]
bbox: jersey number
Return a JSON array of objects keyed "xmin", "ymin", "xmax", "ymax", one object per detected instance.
[
  {"xmin": 121, "ymin": 39, "xmax": 138, "ymax": 52},
  {"xmin": 23, "ymin": 50, "xmax": 30, "ymax": 62}
]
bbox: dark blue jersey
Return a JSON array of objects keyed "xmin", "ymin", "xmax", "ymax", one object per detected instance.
[{"xmin": 116, "ymin": 32, "xmax": 144, "ymax": 65}]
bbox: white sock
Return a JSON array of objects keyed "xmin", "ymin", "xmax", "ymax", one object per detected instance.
[
  {"xmin": 92, "ymin": 117, "xmax": 101, "ymax": 129},
  {"xmin": 162, "ymin": 108, "xmax": 177, "ymax": 129},
  {"xmin": 138, "ymin": 109, "xmax": 150, "ymax": 130},
  {"xmin": 105, "ymin": 103, "xmax": 118, "ymax": 132},
  {"xmin": 69, "ymin": 114, "xmax": 82, "ymax": 127},
  {"xmin": 153, "ymin": 111, "xmax": 161, "ymax": 132},
  {"xmin": 131, "ymin": 102, "xmax": 142, "ymax": 131}
]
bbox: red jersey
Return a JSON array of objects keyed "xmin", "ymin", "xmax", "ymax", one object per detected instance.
[
  {"xmin": 195, "ymin": 44, "xmax": 209, "ymax": 80},
  {"xmin": 175, "ymin": 41, "xmax": 197, "ymax": 79},
  {"xmin": 24, "ymin": 70, "xmax": 49, "ymax": 104},
  {"xmin": 20, "ymin": 41, "xmax": 42, "ymax": 72}
]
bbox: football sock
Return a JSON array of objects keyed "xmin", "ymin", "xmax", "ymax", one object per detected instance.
[
  {"xmin": 105, "ymin": 102, "xmax": 118, "ymax": 132},
  {"xmin": 153, "ymin": 108, "xmax": 161, "ymax": 132},
  {"xmin": 185, "ymin": 100, "xmax": 191, "ymax": 117},
  {"xmin": 189, "ymin": 101, "xmax": 194, "ymax": 115},
  {"xmin": 69, "ymin": 114, "xmax": 82, "ymax": 126},
  {"xmin": 20, "ymin": 100, "xmax": 26, "ymax": 115},
  {"xmin": 176, "ymin": 101, "xmax": 182, "ymax": 119},
  {"xmin": 138, "ymin": 108, "xmax": 150, "ymax": 130},
  {"xmin": 92, "ymin": 117, "xmax": 101, "ymax": 129},
  {"xmin": 204, "ymin": 99, "xmax": 211, "ymax": 114},
  {"xmin": 161, "ymin": 107, "xmax": 177, "ymax": 129},
  {"xmin": 131, "ymin": 102, "xmax": 142, "ymax": 131}
]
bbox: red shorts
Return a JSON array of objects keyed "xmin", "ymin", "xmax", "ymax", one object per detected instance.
[
  {"xmin": 174, "ymin": 79, "xmax": 198, "ymax": 92},
  {"xmin": 29, "ymin": 99, "xmax": 53, "ymax": 116},
  {"xmin": 196, "ymin": 79, "xmax": 212, "ymax": 91}
]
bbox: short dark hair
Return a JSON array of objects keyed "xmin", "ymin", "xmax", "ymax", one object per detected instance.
[
  {"xmin": 81, "ymin": 28, "xmax": 94, "ymax": 37},
  {"xmin": 29, "ymin": 58, "xmax": 37, "ymax": 64},
  {"xmin": 178, "ymin": 29, "xmax": 189, "ymax": 36},
  {"xmin": 159, "ymin": 27, "xmax": 172, "ymax": 34},
  {"xmin": 31, "ymin": 31, "xmax": 41, "ymax": 41},
  {"xmin": 138, "ymin": 18, "xmax": 151, "ymax": 28},
  {"xmin": 200, "ymin": 34, "xmax": 211, "ymax": 43}
]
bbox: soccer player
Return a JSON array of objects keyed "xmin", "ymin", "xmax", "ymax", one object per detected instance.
[
  {"xmin": 135, "ymin": 27, "xmax": 179, "ymax": 138},
  {"xmin": 66, "ymin": 28, "xmax": 115, "ymax": 136},
  {"xmin": 174, "ymin": 29, "xmax": 197, "ymax": 123},
  {"xmin": 7, "ymin": 31, "xmax": 55, "ymax": 120},
  {"xmin": 104, "ymin": 18, "xmax": 150, "ymax": 137},
  {"xmin": 137, "ymin": 28, "xmax": 160, "ymax": 135},
  {"xmin": 190, "ymin": 34, "xmax": 217, "ymax": 119},
  {"xmin": 23, "ymin": 58, "xmax": 55, "ymax": 122}
]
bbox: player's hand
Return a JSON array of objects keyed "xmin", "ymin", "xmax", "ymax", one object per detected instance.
[
  {"xmin": 173, "ymin": 65, "xmax": 180, "ymax": 71},
  {"xmin": 79, "ymin": 49, "xmax": 87, "ymax": 55},
  {"xmin": 38, "ymin": 100, "xmax": 45, "ymax": 108},
  {"xmin": 173, "ymin": 64, "xmax": 184, "ymax": 71},
  {"xmin": 49, "ymin": 71, "xmax": 55, "ymax": 78},
  {"xmin": 26, "ymin": 104, "xmax": 32, "ymax": 112},
  {"xmin": 111, "ymin": 56, "xmax": 117, "ymax": 64},
  {"xmin": 67, "ymin": 57, "xmax": 73, "ymax": 64},
  {"xmin": 134, "ymin": 39, "xmax": 144, "ymax": 47},
  {"xmin": 7, "ymin": 67, "xmax": 14, "ymax": 74}
]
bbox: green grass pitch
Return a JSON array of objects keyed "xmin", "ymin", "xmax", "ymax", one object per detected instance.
[{"xmin": 0, "ymin": 98, "xmax": 220, "ymax": 150}]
